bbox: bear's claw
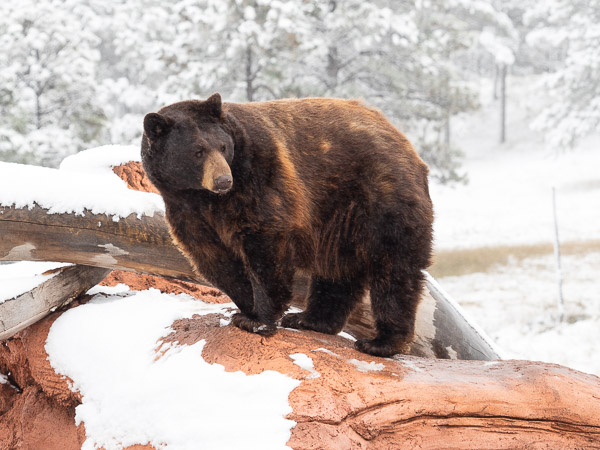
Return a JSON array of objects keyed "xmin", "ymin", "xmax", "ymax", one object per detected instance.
[
  {"xmin": 280, "ymin": 312, "xmax": 305, "ymax": 329},
  {"xmin": 280, "ymin": 312, "xmax": 343, "ymax": 335},
  {"xmin": 355, "ymin": 338, "xmax": 408, "ymax": 357},
  {"xmin": 231, "ymin": 312, "xmax": 277, "ymax": 336}
]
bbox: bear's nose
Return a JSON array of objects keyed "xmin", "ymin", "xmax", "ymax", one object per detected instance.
[{"xmin": 214, "ymin": 174, "xmax": 233, "ymax": 192}]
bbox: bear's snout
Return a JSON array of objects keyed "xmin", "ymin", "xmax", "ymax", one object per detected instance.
[
  {"xmin": 214, "ymin": 174, "xmax": 233, "ymax": 193},
  {"xmin": 200, "ymin": 150, "xmax": 233, "ymax": 193}
]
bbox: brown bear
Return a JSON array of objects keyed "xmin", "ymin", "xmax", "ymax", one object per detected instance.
[{"xmin": 141, "ymin": 93, "xmax": 433, "ymax": 357}]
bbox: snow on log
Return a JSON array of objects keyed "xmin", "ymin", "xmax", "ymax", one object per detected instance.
[
  {"xmin": 0, "ymin": 263, "xmax": 110, "ymax": 340},
  {"xmin": 0, "ymin": 148, "xmax": 501, "ymax": 360},
  {"xmin": 0, "ymin": 146, "xmax": 164, "ymax": 221}
]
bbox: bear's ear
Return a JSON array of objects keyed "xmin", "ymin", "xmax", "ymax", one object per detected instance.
[
  {"xmin": 144, "ymin": 113, "xmax": 173, "ymax": 141},
  {"xmin": 205, "ymin": 93, "xmax": 222, "ymax": 118}
]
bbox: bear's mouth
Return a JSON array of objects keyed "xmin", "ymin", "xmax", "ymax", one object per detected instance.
[
  {"xmin": 215, "ymin": 186, "xmax": 232, "ymax": 195},
  {"xmin": 212, "ymin": 174, "xmax": 233, "ymax": 194}
]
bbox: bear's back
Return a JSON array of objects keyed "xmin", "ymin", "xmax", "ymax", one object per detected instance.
[{"xmin": 225, "ymin": 98, "xmax": 429, "ymax": 212}]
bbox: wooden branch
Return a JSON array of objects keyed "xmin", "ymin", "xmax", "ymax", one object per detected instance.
[
  {"xmin": 0, "ymin": 203, "xmax": 500, "ymax": 360},
  {"xmin": 0, "ymin": 264, "xmax": 110, "ymax": 340}
]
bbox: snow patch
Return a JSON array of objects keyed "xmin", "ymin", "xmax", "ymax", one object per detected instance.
[
  {"xmin": 92, "ymin": 243, "xmax": 129, "ymax": 266},
  {"xmin": 484, "ymin": 361, "xmax": 501, "ymax": 367},
  {"xmin": 337, "ymin": 331, "xmax": 357, "ymax": 342},
  {"xmin": 397, "ymin": 359, "xmax": 425, "ymax": 374},
  {"xmin": 290, "ymin": 353, "xmax": 320, "ymax": 379},
  {"xmin": 59, "ymin": 144, "xmax": 141, "ymax": 172},
  {"xmin": 45, "ymin": 289, "xmax": 300, "ymax": 450},
  {"xmin": 2, "ymin": 242, "xmax": 36, "ymax": 261},
  {"xmin": 347, "ymin": 359, "xmax": 385, "ymax": 373},
  {"xmin": 86, "ymin": 283, "xmax": 130, "ymax": 296},
  {"xmin": 445, "ymin": 346, "xmax": 459, "ymax": 359},
  {"xmin": 312, "ymin": 348, "xmax": 338, "ymax": 357}
]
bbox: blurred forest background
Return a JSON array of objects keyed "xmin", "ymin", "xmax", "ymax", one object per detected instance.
[{"xmin": 0, "ymin": 0, "xmax": 594, "ymax": 181}]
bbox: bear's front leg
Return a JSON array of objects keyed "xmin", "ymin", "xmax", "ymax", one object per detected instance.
[
  {"xmin": 230, "ymin": 278, "xmax": 279, "ymax": 337},
  {"xmin": 231, "ymin": 233, "xmax": 294, "ymax": 337}
]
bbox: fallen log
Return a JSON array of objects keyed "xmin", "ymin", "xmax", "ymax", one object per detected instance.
[
  {"xmin": 1, "ymin": 302, "xmax": 599, "ymax": 449},
  {"xmin": 0, "ymin": 204, "xmax": 194, "ymax": 282},
  {"xmin": 0, "ymin": 264, "xmax": 110, "ymax": 340},
  {"xmin": 0, "ymin": 202, "xmax": 500, "ymax": 360}
]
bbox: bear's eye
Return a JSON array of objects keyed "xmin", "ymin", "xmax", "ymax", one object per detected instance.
[
  {"xmin": 220, "ymin": 145, "xmax": 226, "ymax": 153},
  {"xmin": 195, "ymin": 149, "xmax": 204, "ymax": 158}
]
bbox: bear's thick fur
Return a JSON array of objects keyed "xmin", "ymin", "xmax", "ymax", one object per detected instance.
[{"xmin": 141, "ymin": 93, "xmax": 433, "ymax": 357}]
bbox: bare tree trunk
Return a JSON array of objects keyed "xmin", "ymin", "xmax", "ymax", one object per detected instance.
[
  {"xmin": 245, "ymin": 45, "xmax": 254, "ymax": 102},
  {"xmin": 324, "ymin": 1, "xmax": 339, "ymax": 92},
  {"xmin": 444, "ymin": 108, "xmax": 451, "ymax": 148},
  {"xmin": 35, "ymin": 93, "xmax": 42, "ymax": 130},
  {"xmin": 34, "ymin": 50, "xmax": 43, "ymax": 130},
  {"xmin": 552, "ymin": 186, "xmax": 565, "ymax": 322},
  {"xmin": 493, "ymin": 63, "xmax": 499, "ymax": 100},
  {"xmin": 500, "ymin": 64, "xmax": 507, "ymax": 144},
  {"xmin": 326, "ymin": 46, "xmax": 339, "ymax": 91}
]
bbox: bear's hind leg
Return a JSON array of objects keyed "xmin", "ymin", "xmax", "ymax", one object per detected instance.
[
  {"xmin": 281, "ymin": 276, "xmax": 366, "ymax": 335},
  {"xmin": 355, "ymin": 268, "xmax": 424, "ymax": 357}
]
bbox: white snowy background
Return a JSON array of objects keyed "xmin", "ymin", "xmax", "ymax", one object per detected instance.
[
  {"xmin": 1, "ymin": 0, "xmax": 599, "ymax": 448},
  {"xmin": 431, "ymin": 78, "xmax": 600, "ymax": 376}
]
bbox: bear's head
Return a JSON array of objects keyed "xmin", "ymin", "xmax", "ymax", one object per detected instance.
[{"xmin": 141, "ymin": 93, "xmax": 235, "ymax": 195}]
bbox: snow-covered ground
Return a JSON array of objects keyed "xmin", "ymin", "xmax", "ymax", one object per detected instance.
[
  {"xmin": 45, "ymin": 286, "xmax": 300, "ymax": 450},
  {"xmin": 431, "ymin": 77, "xmax": 600, "ymax": 250},
  {"xmin": 431, "ymin": 144, "xmax": 600, "ymax": 250},
  {"xmin": 430, "ymin": 76, "xmax": 600, "ymax": 376},
  {"xmin": 438, "ymin": 252, "xmax": 600, "ymax": 376}
]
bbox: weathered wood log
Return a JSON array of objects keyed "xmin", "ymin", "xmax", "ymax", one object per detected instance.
[
  {"xmin": 0, "ymin": 205, "xmax": 195, "ymax": 282},
  {"xmin": 0, "ymin": 264, "xmax": 110, "ymax": 340},
  {"xmin": 0, "ymin": 203, "xmax": 500, "ymax": 360}
]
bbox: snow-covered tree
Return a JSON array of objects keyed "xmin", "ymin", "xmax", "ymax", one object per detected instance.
[
  {"xmin": 527, "ymin": 0, "xmax": 600, "ymax": 150},
  {"xmin": 92, "ymin": 0, "xmax": 313, "ymax": 145},
  {"xmin": 388, "ymin": 0, "xmax": 515, "ymax": 181},
  {"xmin": 0, "ymin": 0, "xmax": 522, "ymax": 182},
  {"xmin": 168, "ymin": 0, "xmax": 313, "ymax": 102},
  {"xmin": 86, "ymin": 0, "xmax": 181, "ymax": 145},
  {"xmin": 0, "ymin": 0, "xmax": 104, "ymax": 166}
]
